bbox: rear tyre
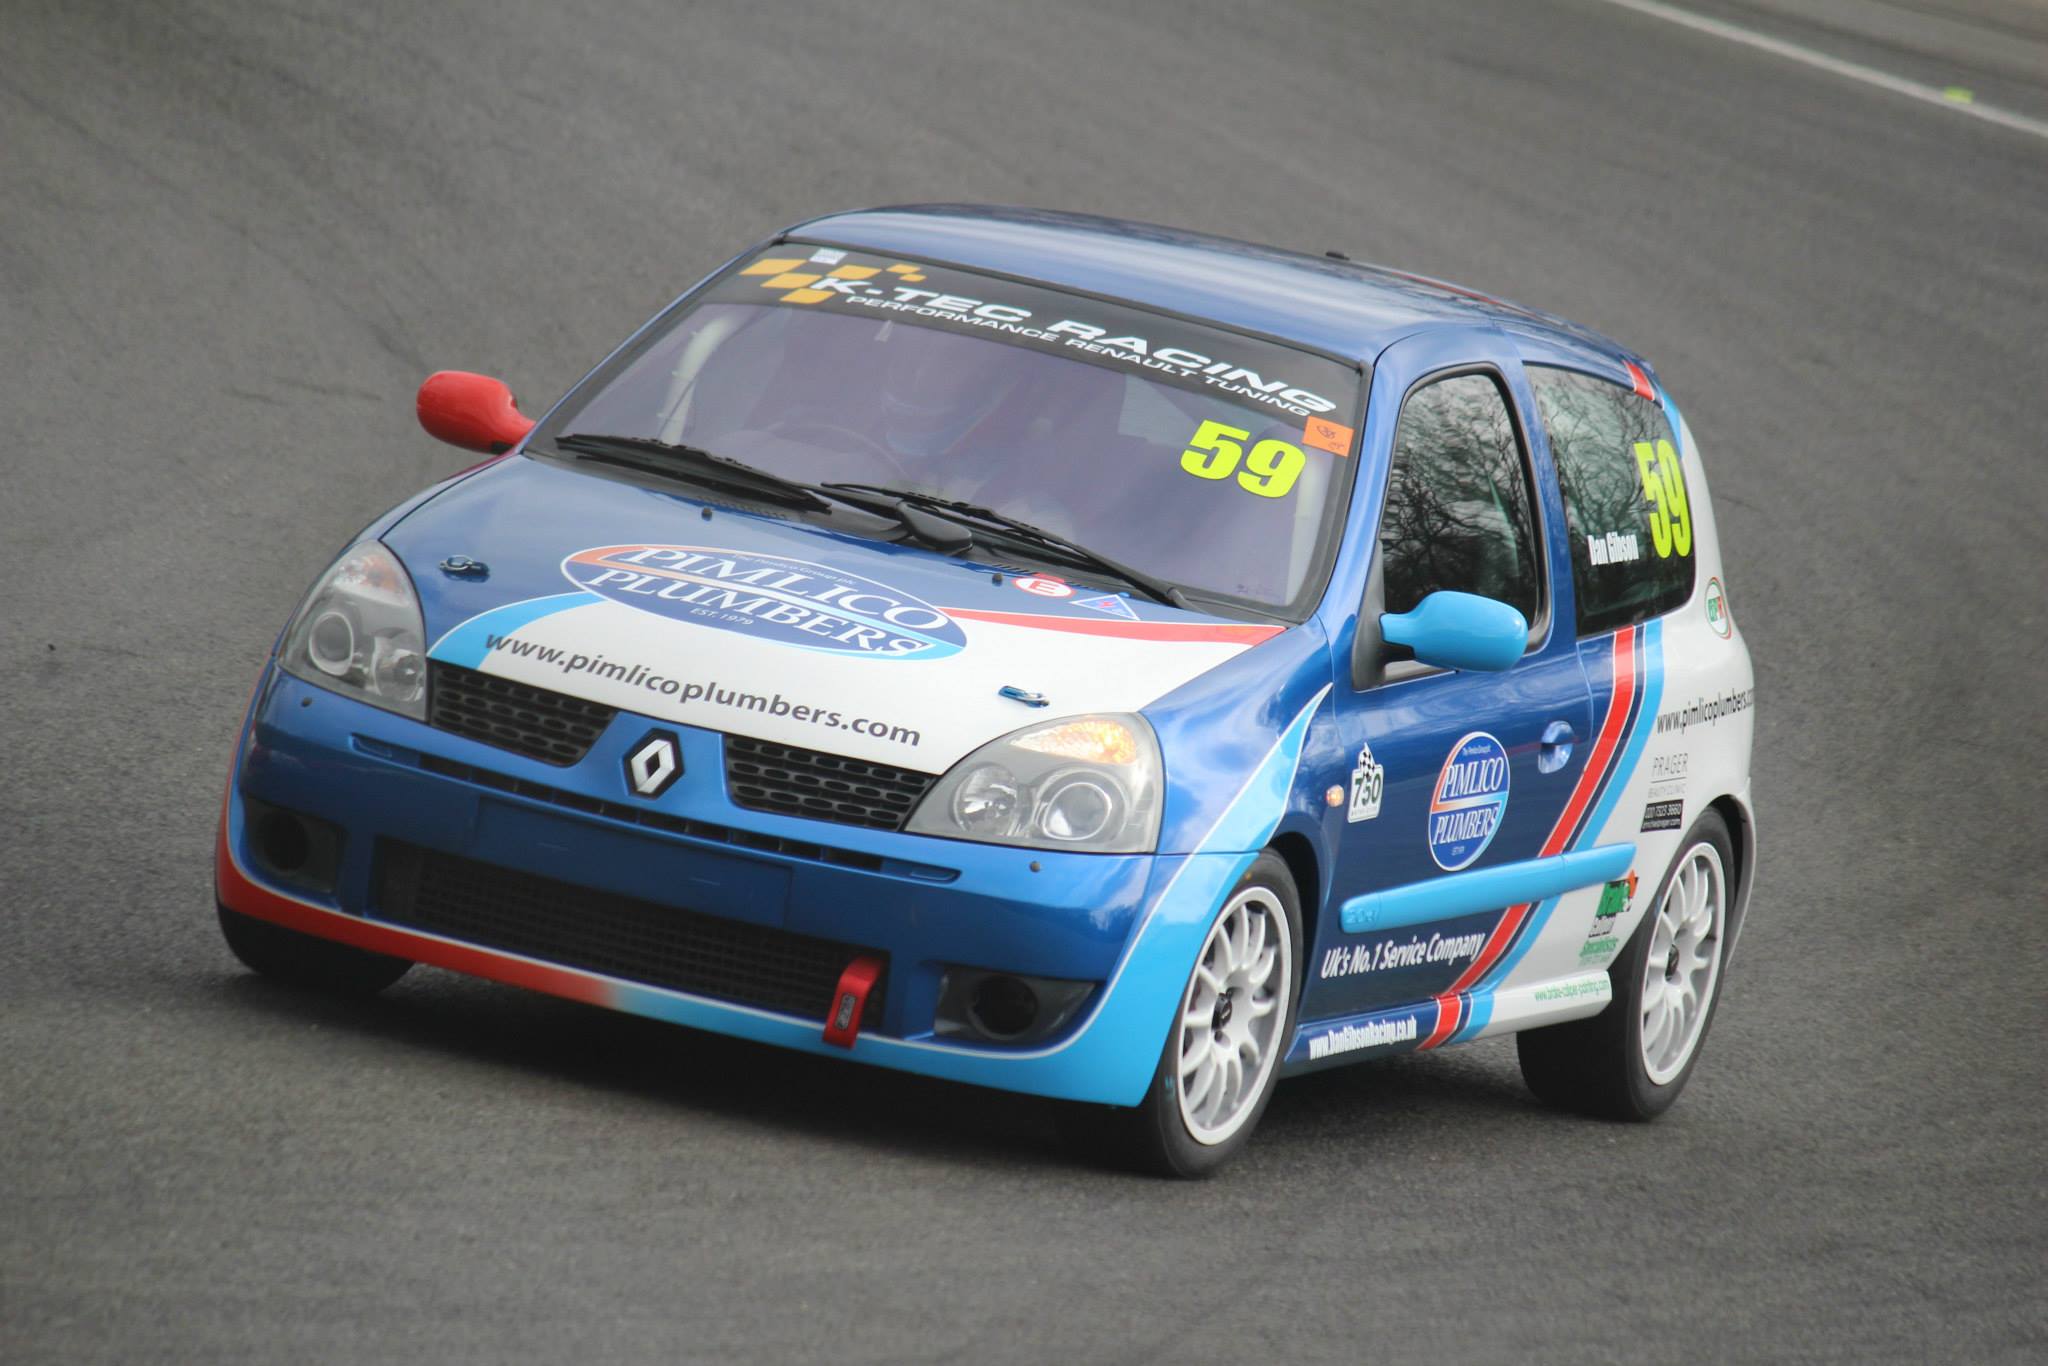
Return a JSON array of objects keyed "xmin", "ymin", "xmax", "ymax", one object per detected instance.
[
  {"xmin": 1517, "ymin": 810, "xmax": 1733, "ymax": 1119},
  {"xmin": 1066, "ymin": 851, "xmax": 1302, "ymax": 1177},
  {"xmin": 217, "ymin": 903, "xmax": 413, "ymax": 996}
]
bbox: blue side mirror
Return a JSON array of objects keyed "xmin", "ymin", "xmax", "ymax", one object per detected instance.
[{"xmin": 1381, "ymin": 591, "xmax": 1528, "ymax": 672}]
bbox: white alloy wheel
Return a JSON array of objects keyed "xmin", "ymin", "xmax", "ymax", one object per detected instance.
[
  {"xmin": 1175, "ymin": 884, "xmax": 1293, "ymax": 1145},
  {"xmin": 1638, "ymin": 839, "xmax": 1727, "ymax": 1085}
]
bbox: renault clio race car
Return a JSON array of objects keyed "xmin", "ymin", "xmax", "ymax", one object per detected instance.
[{"xmin": 216, "ymin": 205, "xmax": 1756, "ymax": 1175}]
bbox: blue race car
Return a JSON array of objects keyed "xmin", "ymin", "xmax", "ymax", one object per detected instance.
[{"xmin": 217, "ymin": 206, "xmax": 1757, "ymax": 1175}]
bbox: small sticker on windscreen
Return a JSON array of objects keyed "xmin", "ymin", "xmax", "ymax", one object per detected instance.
[{"xmin": 1303, "ymin": 416, "xmax": 1354, "ymax": 456}]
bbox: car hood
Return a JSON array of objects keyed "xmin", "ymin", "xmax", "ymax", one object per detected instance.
[{"xmin": 386, "ymin": 456, "xmax": 1288, "ymax": 771}]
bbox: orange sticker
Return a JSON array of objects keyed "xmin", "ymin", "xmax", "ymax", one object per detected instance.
[{"xmin": 1303, "ymin": 416, "xmax": 1354, "ymax": 456}]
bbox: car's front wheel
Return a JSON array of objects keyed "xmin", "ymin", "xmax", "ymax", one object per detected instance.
[
  {"xmin": 217, "ymin": 904, "xmax": 413, "ymax": 996},
  {"xmin": 1517, "ymin": 809, "xmax": 1734, "ymax": 1119},
  {"xmin": 1071, "ymin": 851, "xmax": 1302, "ymax": 1177}
]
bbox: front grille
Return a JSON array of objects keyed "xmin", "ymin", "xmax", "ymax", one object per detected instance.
[
  {"xmin": 724, "ymin": 736, "xmax": 937, "ymax": 832},
  {"xmin": 376, "ymin": 842, "xmax": 885, "ymax": 1022},
  {"xmin": 428, "ymin": 662, "xmax": 615, "ymax": 766}
]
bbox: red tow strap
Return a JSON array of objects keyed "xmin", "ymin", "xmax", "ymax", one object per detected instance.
[{"xmin": 823, "ymin": 955, "xmax": 884, "ymax": 1048}]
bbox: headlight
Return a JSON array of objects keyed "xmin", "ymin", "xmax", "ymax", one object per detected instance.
[
  {"xmin": 906, "ymin": 714, "xmax": 1162, "ymax": 853},
  {"xmin": 278, "ymin": 541, "xmax": 429, "ymax": 721}
]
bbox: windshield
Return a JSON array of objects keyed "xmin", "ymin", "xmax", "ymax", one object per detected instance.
[{"xmin": 540, "ymin": 244, "xmax": 1365, "ymax": 616}]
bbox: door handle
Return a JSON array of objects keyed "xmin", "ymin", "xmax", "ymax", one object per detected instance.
[{"xmin": 1538, "ymin": 719, "xmax": 1576, "ymax": 774}]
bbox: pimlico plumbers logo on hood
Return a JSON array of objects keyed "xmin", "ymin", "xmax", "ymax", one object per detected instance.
[
  {"xmin": 562, "ymin": 545, "xmax": 966, "ymax": 659},
  {"xmin": 1427, "ymin": 731, "xmax": 1511, "ymax": 871}
]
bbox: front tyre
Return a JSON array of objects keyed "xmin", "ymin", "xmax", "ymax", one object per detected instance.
[
  {"xmin": 217, "ymin": 903, "xmax": 413, "ymax": 996},
  {"xmin": 1075, "ymin": 851, "xmax": 1302, "ymax": 1177},
  {"xmin": 1517, "ymin": 810, "xmax": 1734, "ymax": 1119}
]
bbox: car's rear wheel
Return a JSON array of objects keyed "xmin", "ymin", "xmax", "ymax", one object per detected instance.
[
  {"xmin": 1517, "ymin": 809, "xmax": 1733, "ymax": 1119},
  {"xmin": 1067, "ymin": 851, "xmax": 1301, "ymax": 1177},
  {"xmin": 217, "ymin": 903, "xmax": 413, "ymax": 995}
]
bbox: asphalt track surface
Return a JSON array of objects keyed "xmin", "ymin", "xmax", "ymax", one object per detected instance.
[{"xmin": 4, "ymin": 2, "xmax": 2044, "ymax": 1361}]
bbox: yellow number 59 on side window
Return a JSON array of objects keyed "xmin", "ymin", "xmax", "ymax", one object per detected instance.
[{"xmin": 1632, "ymin": 438, "xmax": 1692, "ymax": 558}]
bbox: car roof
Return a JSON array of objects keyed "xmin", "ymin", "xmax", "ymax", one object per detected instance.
[{"xmin": 788, "ymin": 204, "xmax": 1644, "ymax": 375}]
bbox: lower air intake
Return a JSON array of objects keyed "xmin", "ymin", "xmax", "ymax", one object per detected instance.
[{"xmin": 375, "ymin": 842, "xmax": 885, "ymax": 1023}]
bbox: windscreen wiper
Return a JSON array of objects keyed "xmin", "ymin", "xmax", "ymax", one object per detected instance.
[
  {"xmin": 554, "ymin": 436, "xmax": 977, "ymax": 555},
  {"xmin": 821, "ymin": 483, "xmax": 1189, "ymax": 609},
  {"xmin": 556, "ymin": 433, "xmax": 833, "ymax": 513},
  {"xmin": 805, "ymin": 483, "xmax": 975, "ymax": 552}
]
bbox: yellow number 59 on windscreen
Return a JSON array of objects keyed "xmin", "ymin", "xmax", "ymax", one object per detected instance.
[{"xmin": 1181, "ymin": 420, "xmax": 1306, "ymax": 499}]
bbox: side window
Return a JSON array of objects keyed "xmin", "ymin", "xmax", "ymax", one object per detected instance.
[
  {"xmin": 1527, "ymin": 366, "xmax": 1696, "ymax": 636},
  {"xmin": 1378, "ymin": 373, "xmax": 1542, "ymax": 625}
]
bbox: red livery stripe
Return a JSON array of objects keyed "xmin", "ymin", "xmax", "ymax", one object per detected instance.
[
  {"xmin": 1418, "ymin": 627, "xmax": 1640, "ymax": 1047},
  {"xmin": 1541, "ymin": 626, "xmax": 1638, "ymax": 861},
  {"xmin": 950, "ymin": 608, "xmax": 1283, "ymax": 645},
  {"xmin": 1625, "ymin": 360, "xmax": 1657, "ymax": 402}
]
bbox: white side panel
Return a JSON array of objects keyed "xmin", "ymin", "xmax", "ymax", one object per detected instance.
[{"xmin": 1480, "ymin": 413, "xmax": 1756, "ymax": 1031}]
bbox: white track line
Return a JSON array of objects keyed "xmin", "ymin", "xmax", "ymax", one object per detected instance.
[{"xmin": 1591, "ymin": 0, "xmax": 2048, "ymax": 141}]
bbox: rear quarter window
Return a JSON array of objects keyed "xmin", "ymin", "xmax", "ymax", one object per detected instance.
[{"xmin": 1528, "ymin": 366, "xmax": 1696, "ymax": 636}]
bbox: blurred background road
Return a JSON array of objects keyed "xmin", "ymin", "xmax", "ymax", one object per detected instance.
[
  {"xmin": 3, "ymin": 1, "xmax": 2043, "ymax": 1361},
  {"xmin": 1655, "ymin": 0, "xmax": 2048, "ymax": 120}
]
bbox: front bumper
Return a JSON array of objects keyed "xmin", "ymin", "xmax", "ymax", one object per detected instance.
[{"xmin": 216, "ymin": 664, "xmax": 1253, "ymax": 1106}]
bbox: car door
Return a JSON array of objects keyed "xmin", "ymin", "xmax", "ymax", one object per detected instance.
[{"xmin": 1307, "ymin": 335, "xmax": 1594, "ymax": 1037}]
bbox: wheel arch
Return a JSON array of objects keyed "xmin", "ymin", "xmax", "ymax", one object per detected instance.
[
  {"xmin": 1266, "ymin": 829, "xmax": 1323, "ymax": 966},
  {"xmin": 1707, "ymin": 792, "xmax": 1757, "ymax": 956}
]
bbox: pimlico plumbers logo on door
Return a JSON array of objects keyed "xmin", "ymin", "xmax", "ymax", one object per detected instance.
[
  {"xmin": 1427, "ymin": 731, "xmax": 1511, "ymax": 871},
  {"xmin": 563, "ymin": 545, "xmax": 966, "ymax": 659}
]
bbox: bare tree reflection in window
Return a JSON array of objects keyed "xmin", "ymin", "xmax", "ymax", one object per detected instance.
[{"xmin": 1379, "ymin": 374, "xmax": 1540, "ymax": 621}]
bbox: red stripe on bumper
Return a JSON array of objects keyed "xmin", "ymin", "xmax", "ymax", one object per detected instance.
[{"xmin": 215, "ymin": 812, "xmax": 611, "ymax": 1007}]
